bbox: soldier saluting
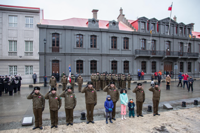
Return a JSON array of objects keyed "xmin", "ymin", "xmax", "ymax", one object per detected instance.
[
  {"xmin": 132, "ymin": 83, "xmax": 145, "ymax": 117},
  {"xmin": 49, "ymin": 75, "xmax": 57, "ymax": 88},
  {"xmin": 60, "ymin": 86, "xmax": 77, "ymax": 126},
  {"xmin": 27, "ymin": 86, "xmax": 45, "ymax": 130},
  {"xmin": 81, "ymin": 81, "xmax": 97, "ymax": 124},
  {"xmin": 45, "ymin": 88, "xmax": 61, "ymax": 128},
  {"xmin": 149, "ymin": 82, "xmax": 161, "ymax": 116}
]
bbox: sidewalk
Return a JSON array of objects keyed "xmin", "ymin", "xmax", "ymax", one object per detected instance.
[{"xmin": 0, "ymin": 107, "xmax": 200, "ymax": 133}]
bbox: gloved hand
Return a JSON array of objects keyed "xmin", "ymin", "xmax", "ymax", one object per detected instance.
[
  {"xmin": 31, "ymin": 90, "xmax": 34, "ymax": 94},
  {"xmin": 135, "ymin": 86, "xmax": 138, "ymax": 89},
  {"xmin": 143, "ymin": 99, "xmax": 145, "ymax": 103},
  {"xmin": 49, "ymin": 90, "xmax": 51, "ymax": 93},
  {"xmin": 42, "ymin": 107, "xmax": 44, "ymax": 112},
  {"xmin": 94, "ymin": 103, "xmax": 97, "ymax": 106},
  {"xmin": 58, "ymin": 107, "xmax": 60, "ymax": 110},
  {"xmin": 108, "ymin": 108, "xmax": 112, "ymax": 112},
  {"xmin": 73, "ymin": 106, "xmax": 75, "ymax": 109},
  {"xmin": 108, "ymin": 84, "xmax": 110, "ymax": 87}
]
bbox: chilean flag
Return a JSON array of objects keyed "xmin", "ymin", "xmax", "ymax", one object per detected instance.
[
  {"xmin": 168, "ymin": 4, "xmax": 172, "ymax": 11},
  {"xmin": 68, "ymin": 65, "xmax": 71, "ymax": 83}
]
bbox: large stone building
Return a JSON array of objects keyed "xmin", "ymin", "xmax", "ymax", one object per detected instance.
[
  {"xmin": 0, "ymin": 5, "xmax": 41, "ymax": 83},
  {"xmin": 38, "ymin": 8, "xmax": 200, "ymax": 82}
]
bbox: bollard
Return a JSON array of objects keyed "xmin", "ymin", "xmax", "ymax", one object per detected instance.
[
  {"xmin": 182, "ymin": 101, "xmax": 186, "ymax": 107},
  {"xmin": 194, "ymin": 100, "xmax": 198, "ymax": 105},
  {"xmin": 147, "ymin": 105, "xmax": 152, "ymax": 112},
  {"xmin": 80, "ymin": 112, "xmax": 86, "ymax": 120}
]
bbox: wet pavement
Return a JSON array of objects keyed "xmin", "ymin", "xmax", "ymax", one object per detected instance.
[{"xmin": 0, "ymin": 81, "xmax": 200, "ymax": 130}]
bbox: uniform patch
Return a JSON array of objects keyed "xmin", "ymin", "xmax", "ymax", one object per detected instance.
[
  {"xmin": 38, "ymin": 96, "xmax": 41, "ymax": 98},
  {"xmin": 114, "ymin": 90, "xmax": 116, "ymax": 91},
  {"xmin": 141, "ymin": 91, "xmax": 143, "ymax": 93},
  {"xmin": 55, "ymin": 97, "xmax": 58, "ymax": 99},
  {"xmin": 159, "ymin": 90, "xmax": 160, "ymax": 91},
  {"xmin": 71, "ymin": 95, "xmax": 73, "ymax": 97},
  {"xmin": 92, "ymin": 91, "xmax": 94, "ymax": 93}
]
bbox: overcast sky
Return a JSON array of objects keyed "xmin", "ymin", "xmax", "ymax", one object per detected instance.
[{"xmin": 1, "ymin": 0, "xmax": 200, "ymax": 31}]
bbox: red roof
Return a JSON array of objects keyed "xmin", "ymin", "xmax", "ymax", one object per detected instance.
[
  {"xmin": 0, "ymin": 4, "xmax": 40, "ymax": 10},
  {"xmin": 40, "ymin": 18, "xmax": 133, "ymax": 31},
  {"xmin": 128, "ymin": 20, "xmax": 138, "ymax": 30},
  {"xmin": 192, "ymin": 31, "xmax": 200, "ymax": 39}
]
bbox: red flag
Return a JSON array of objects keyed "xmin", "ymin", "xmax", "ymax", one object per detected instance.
[{"xmin": 168, "ymin": 5, "xmax": 172, "ymax": 11}]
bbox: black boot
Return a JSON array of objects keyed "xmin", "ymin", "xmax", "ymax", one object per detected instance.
[
  {"xmin": 106, "ymin": 118, "xmax": 108, "ymax": 124},
  {"xmin": 109, "ymin": 119, "xmax": 113, "ymax": 123}
]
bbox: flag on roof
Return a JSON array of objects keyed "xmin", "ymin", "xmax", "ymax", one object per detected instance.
[{"xmin": 168, "ymin": 4, "xmax": 172, "ymax": 11}]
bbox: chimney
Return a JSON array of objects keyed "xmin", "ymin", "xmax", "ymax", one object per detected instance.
[
  {"xmin": 120, "ymin": 7, "xmax": 123, "ymax": 15},
  {"xmin": 92, "ymin": 9, "xmax": 98, "ymax": 20},
  {"xmin": 173, "ymin": 16, "xmax": 177, "ymax": 22}
]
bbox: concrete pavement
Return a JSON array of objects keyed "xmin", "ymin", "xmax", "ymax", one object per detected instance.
[{"xmin": 0, "ymin": 80, "xmax": 200, "ymax": 126}]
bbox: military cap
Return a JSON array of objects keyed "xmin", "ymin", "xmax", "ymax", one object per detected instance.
[
  {"xmin": 34, "ymin": 86, "xmax": 40, "ymax": 90},
  {"xmin": 51, "ymin": 88, "xmax": 57, "ymax": 91},
  {"xmin": 154, "ymin": 82, "xmax": 159, "ymax": 85},
  {"xmin": 110, "ymin": 81, "xmax": 115, "ymax": 85},
  {"xmin": 87, "ymin": 81, "xmax": 93, "ymax": 85},
  {"xmin": 137, "ymin": 83, "xmax": 142, "ymax": 86}
]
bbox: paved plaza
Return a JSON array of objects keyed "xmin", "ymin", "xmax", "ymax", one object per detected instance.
[{"xmin": 0, "ymin": 80, "xmax": 200, "ymax": 126}]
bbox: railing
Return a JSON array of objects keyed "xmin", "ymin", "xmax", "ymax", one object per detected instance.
[{"xmin": 135, "ymin": 49, "xmax": 199, "ymax": 58}]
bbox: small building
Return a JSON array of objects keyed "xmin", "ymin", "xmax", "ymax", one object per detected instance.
[
  {"xmin": 37, "ymin": 8, "xmax": 200, "ymax": 82},
  {"xmin": 0, "ymin": 4, "xmax": 41, "ymax": 83}
]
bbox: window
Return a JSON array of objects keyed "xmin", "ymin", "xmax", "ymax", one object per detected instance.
[
  {"xmin": 76, "ymin": 60, "xmax": 83, "ymax": 73},
  {"xmin": 141, "ymin": 39, "xmax": 146, "ymax": 50},
  {"xmin": 123, "ymin": 37, "xmax": 129, "ymax": 49},
  {"xmin": 188, "ymin": 28, "xmax": 190, "ymax": 35},
  {"xmin": 90, "ymin": 60, "xmax": 97, "ymax": 73},
  {"xmin": 9, "ymin": 16, "xmax": 17, "ymax": 27},
  {"xmin": 180, "ymin": 62, "xmax": 184, "ymax": 72},
  {"xmin": 9, "ymin": 41, "xmax": 17, "ymax": 51},
  {"xmin": 25, "ymin": 41, "xmax": 33, "ymax": 51},
  {"xmin": 141, "ymin": 22, "xmax": 145, "ymax": 30},
  {"xmin": 152, "ymin": 61, "xmax": 156, "ymax": 73},
  {"xmin": 9, "ymin": 66, "xmax": 17, "ymax": 75},
  {"xmin": 25, "ymin": 66, "xmax": 33, "ymax": 75},
  {"xmin": 76, "ymin": 34, "xmax": 83, "ymax": 48},
  {"xmin": 188, "ymin": 43, "xmax": 191, "ymax": 53},
  {"xmin": 90, "ymin": 35, "xmax": 97, "ymax": 48},
  {"xmin": 188, "ymin": 62, "xmax": 191, "ymax": 72},
  {"xmin": 111, "ymin": 37, "xmax": 117, "ymax": 49},
  {"xmin": 151, "ymin": 23, "xmax": 155, "ymax": 31},
  {"xmin": 141, "ymin": 61, "xmax": 146, "ymax": 73},
  {"xmin": 124, "ymin": 61, "xmax": 129, "ymax": 73},
  {"xmin": 25, "ymin": 17, "xmax": 33, "ymax": 28},
  {"xmin": 165, "ymin": 25, "xmax": 169, "ymax": 33},
  {"xmin": 180, "ymin": 27, "xmax": 183, "ymax": 34},
  {"xmin": 52, "ymin": 33, "xmax": 59, "ymax": 52},
  {"xmin": 111, "ymin": 61, "xmax": 117, "ymax": 74},
  {"xmin": 151, "ymin": 40, "xmax": 156, "ymax": 51},
  {"xmin": 165, "ymin": 41, "xmax": 171, "ymax": 55},
  {"xmin": 179, "ymin": 42, "xmax": 183, "ymax": 52}
]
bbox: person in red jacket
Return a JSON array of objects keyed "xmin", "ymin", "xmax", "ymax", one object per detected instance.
[
  {"xmin": 182, "ymin": 73, "xmax": 189, "ymax": 89},
  {"xmin": 154, "ymin": 72, "xmax": 158, "ymax": 80},
  {"xmin": 141, "ymin": 71, "xmax": 144, "ymax": 80}
]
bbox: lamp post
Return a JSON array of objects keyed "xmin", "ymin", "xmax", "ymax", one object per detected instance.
[{"xmin": 44, "ymin": 38, "xmax": 47, "ymax": 87}]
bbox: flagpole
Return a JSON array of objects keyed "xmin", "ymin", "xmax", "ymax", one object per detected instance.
[{"xmin": 168, "ymin": 2, "xmax": 173, "ymax": 35}]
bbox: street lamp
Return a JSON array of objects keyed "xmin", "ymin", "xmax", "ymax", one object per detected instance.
[{"xmin": 44, "ymin": 38, "xmax": 47, "ymax": 87}]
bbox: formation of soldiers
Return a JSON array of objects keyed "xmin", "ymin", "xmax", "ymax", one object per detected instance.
[
  {"xmin": 27, "ymin": 71, "xmax": 161, "ymax": 130},
  {"xmin": 91, "ymin": 72, "xmax": 132, "ymax": 91},
  {"xmin": 0, "ymin": 74, "xmax": 22, "ymax": 96}
]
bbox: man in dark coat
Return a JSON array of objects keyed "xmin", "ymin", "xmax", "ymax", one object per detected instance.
[
  {"xmin": 0, "ymin": 75, "xmax": 3, "ymax": 96},
  {"xmin": 55, "ymin": 71, "xmax": 59, "ymax": 82},
  {"xmin": 17, "ymin": 74, "xmax": 22, "ymax": 91},
  {"xmin": 157, "ymin": 73, "xmax": 162, "ymax": 86}
]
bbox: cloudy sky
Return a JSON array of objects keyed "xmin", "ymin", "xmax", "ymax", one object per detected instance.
[{"xmin": 1, "ymin": 0, "xmax": 200, "ymax": 31}]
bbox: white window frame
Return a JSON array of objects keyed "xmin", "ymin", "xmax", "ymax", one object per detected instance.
[
  {"xmin": 25, "ymin": 66, "xmax": 33, "ymax": 75},
  {"xmin": 141, "ymin": 22, "xmax": 145, "ymax": 30},
  {"xmin": 25, "ymin": 41, "xmax": 33, "ymax": 52},
  {"xmin": 25, "ymin": 16, "xmax": 33, "ymax": 28},
  {"xmin": 9, "ymin": 66, "xmax": 17, "ymax": 75},
  {"xmin": 9, "ymin": 15, "xmax": 17, "ymax": 27},
  {"xmin": 9, "ymin": 41, "xmax": 17, "ymax": 52}
]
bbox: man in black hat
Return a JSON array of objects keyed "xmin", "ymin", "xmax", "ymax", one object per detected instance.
[
  {"xmin": 60, "ymin": 86, "xmax": 77, "ymax": 125},
  {"xmin": 17, "ymin": 74, "xmax": 22, "ymax": 91},
  {"xmin": 81, "ymin": 81, "xmax": 97, "ymax": 124},
  {"xmin": 13, "ymin": 75, "xmax": 19, "ymax": 93},
  {"xmin": 45, "ymin": 88, "xmax": 61, "ymax": 128},
  {"xmin": 103, "ymin": 81, "xmax": 119, "ymax": 120},
  {"xmin": 149, "ymin": 82, "xmax": 161, "ymax": 116},
  {"xmin": 133, "ymin": 83, "xmax": 145, "ymax": 117},
  {"xmin": 4, "ymin": 75, "xmax": 9, "ymax": 94},
  {"xmin": 27, "ymin": 86, "xmax": 45, "ymax": 130}
]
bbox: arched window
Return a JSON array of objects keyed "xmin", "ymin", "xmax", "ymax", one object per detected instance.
[
  {"xmin": 180, "ymin": 62, "xmax": 184, "ymax": 72},
  {"xmin": 52, "ymin": 33, "xmax": 59, "ymax": 52},
  {"xmin": 165, "ymin": 41, "xmax": 171, "ymax": 55},
  {"xmin": 90, "ymin": 35, "xmax": 97, "ymax": 48},
  {"xmin": 76, "ymin": 60, "xmax": 83, "ymax": 73},
  {"xmin": 76, "ymin": 34, "xmax": 83, "ymax": 48},
  {"xmin": 141, "ymin": 39, "xmax": 146, "ymax": 50},
  {"xmin": 141, "ymin": 61, "xmax": 146, "ymax": 73},
  {"xmin": 111, "ymin": 61, "xmax": 117, "ymax": 73},
  {"xmin": 123, "ymin": 37, "xmax": 129, "ymax": 49},
  {"xmin": 188, "ymin": 43, "xmax": 191, "ymax": 53},
  {"xmin": 111, "ymin": 37, "xmax": 117, "ymax": 49},
  {"xmin": 124, "ymin": 61, "xmax": 129, "ymax": 73},
  {"xmin": 152, "ymin": 61, "xmax": 156, "ymax": 73},
  {"xmin": 90, "ymin": 60, "xmax": 97, "ymax": 73}
]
